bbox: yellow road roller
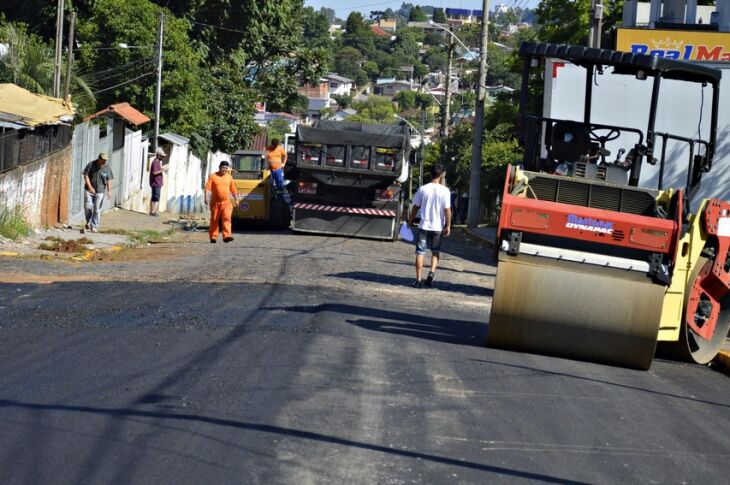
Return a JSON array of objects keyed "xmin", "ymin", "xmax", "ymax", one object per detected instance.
[
  {"xmin": 487, "ymin": 43, "xmax": 730, "ymax": 369},
  {"xmin": 230, "ymin": 150, "xmax": 290, "ymax": 229}
]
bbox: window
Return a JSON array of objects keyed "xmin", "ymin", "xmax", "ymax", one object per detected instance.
[
  {"xmin": 374, "ymin": 147, "xmax": 398, "ymax": 171},
  {"xmin": 298, "ymin": 143, "xmax": 322, "ymax": 165},
  {"xmin": 231, "ymin": 153, "xmax": 263, "ymax": 171},
  {"xmin": 350, "ymin": 146, "xmax": 371, "ymax": 169},
  {"xmin": 324, "ymin": 145, "xmax": 346, "ymax": 167},
  {"xmin": 330, "ymin": 82, "xmax": 338, "ymax": 89}
]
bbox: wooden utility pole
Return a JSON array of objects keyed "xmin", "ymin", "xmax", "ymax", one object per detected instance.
[
  {"xmin": 152, "ymin": 13, "xmax": 164, "ymax": 154},
  {"xmin": 53, "ymin": 0, "xmax": 65, "ymax": 97},
  {"xmin": 466, "ymin": 0, "xmax": 489, "ymax": 228},
  {"xmin": 63, "ymin": 12, "xmax": 76, "ymax": 102}
]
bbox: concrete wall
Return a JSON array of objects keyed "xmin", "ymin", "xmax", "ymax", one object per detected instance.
[{"xmin": 0, "ymin": 145, "xmax": 72, "ymax": 228}]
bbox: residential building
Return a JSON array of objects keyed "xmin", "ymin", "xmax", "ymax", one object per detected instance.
[
  {"xmin": 445, "ymin": 8, "xmax": 484, "ymax": 24},
  {"xmin": 373, "ymin": 78, "xmax": 415, "ymax": 98},
  {"xmin": 326, "ymin": 74, "xmax": 354, "ymax": 96},
  {"xmin": 378, "ymin": 18, "xmax": 397, "ymax": 32},
  {"xmin": 297, "ymin": 79, "xmax": 330, "ymax": 99},
  {"xmin": 370, "ymin": 24, "xmax": 391, "ymax": 37}
]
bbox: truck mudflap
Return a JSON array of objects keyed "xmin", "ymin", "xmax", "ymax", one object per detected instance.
[{"xmin": 291, "ymin": 202, "xmax": 398, "ymax": 240}]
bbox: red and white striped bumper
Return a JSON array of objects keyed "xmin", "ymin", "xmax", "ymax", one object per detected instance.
[{"xmin": 293, "ymin": 202, "xmax": 396, "ymax": 217}]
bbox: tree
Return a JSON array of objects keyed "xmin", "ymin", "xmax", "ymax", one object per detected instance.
[
  {"xmin": 319, "ymin": 7, "xmax": 337, "ymax": 24},
  {"xmin": 332, "ymin": 94, "xmax": 352, "ymax": 109},
  {"xmin": 302, "ymin": 6, "xmax": 333, "ymax": 50},
  {"xmin": 408, "ymin": 6, "xmax": 427, "ymax": 22},
  {"xmin": 432, "ymin": 8, "xmax": 447, "ymax": 23},
  {"xmin": 348, "ymin": 96, "xmax": 396, "ymax": 124},
  {"xmin": 536, "ymin": 0, "xmax": 591, "ymax": 45},
  {"xmin": 0, "ymin": 20, "xmax": 94, "ymax": 113},
  {"xmin": 203, "ymin": 50, "xmax": 258, "ymax": 154},
  {"xmin": 76, "ymin": 0, "xmax": 207, "ymax": 143},
  {"xmin": 343, "ymin": 12, "xmax": 374, "ymax": 55}
]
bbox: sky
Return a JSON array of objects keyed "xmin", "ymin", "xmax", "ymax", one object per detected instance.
[{"xmin": 304, "ymin": 0, "xmax": 539, "ymax": 18}]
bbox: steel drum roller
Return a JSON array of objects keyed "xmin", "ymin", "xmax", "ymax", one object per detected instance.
[{"xmin": 487, "ymin": 253, "xmax": 666, "ymax": 370}]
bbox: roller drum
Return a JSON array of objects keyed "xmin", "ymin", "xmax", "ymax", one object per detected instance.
[{"xmin": 487, "ymin": 253, "xmax": 666, "ymax": 370}]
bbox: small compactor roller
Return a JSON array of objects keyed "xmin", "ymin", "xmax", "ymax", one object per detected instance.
[{"xmin": 487, "ymin": 43, "xmax": 730, "ymax": 369}]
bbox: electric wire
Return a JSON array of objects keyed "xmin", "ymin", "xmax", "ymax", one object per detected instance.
[{"xmin": 92, "ymin": 71, "xmax": 153, "ymax": 94}]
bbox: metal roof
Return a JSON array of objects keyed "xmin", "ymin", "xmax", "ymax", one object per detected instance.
[
  {"xmin": 84, "ymin": 102, "xmax": 150, "ymax": 126},
  {"xmin": 0, "ymin": 83, "xmax": 75, "ymax": 127},
  {"xmin": 159, "ymin": 132, "xmax": 190, "ymax": 146},
  {"xmin": 327, "ymin": 73, "xmax": 354, "ymax": 83},
  {"xmin": 520, "ymin": 42, "xmax": 722, "ymax": 84}
]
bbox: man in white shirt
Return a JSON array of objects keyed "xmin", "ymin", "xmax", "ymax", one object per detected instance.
[{"xmin": 407, "ymin": 164, "xmax": 452, "ymax": 288}]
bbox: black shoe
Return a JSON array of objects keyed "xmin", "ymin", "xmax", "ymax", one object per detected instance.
[
  {"xmin": 223, "ymin": 237, "xmax": 234, "ymax": 243},
  {"xmin": 413, "ymin": 279, "xmax": 423, "ymax": 288},
  {"xmin": 425, "ymin": 272, "xmax": 434, "ymax": 288},
  {"xmin": 210, "ymin": 239, "xmax": 217, "ymax": 243}
]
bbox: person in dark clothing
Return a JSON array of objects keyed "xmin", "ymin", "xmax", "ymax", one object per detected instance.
[{"xmin": 82, "ymin": 152, "xmax": 114, "ymax": 233}]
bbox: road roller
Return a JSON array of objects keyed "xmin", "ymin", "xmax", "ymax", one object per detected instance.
[{"xmin": 487, "ymin": 43, "xmax": 730, "ymax": 370}]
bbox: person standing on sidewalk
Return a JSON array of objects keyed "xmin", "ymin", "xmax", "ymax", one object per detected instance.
[
  {"xmin": 266, "ymin": 138, "xmax": 287, "ymax": 192},
  {"xmin": 407, "ymin": 164, "xmax": 451, "ymax": 288},
  {"xmin": 149, "ymin": 147, "xmax": 167, "ymax": 216},
  {"xmin": 205, "ymin": 160, "xmax": 238, "ymax": 243},
  {"xmin": 82, "ymin": 152, "xmax": 114, "ymax": 233}
]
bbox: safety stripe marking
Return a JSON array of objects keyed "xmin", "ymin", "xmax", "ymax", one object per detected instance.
[{"xmin": 293, "ymin": 202, "xmax": 396, "ymax": 217}]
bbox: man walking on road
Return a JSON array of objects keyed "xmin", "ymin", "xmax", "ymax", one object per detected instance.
[
  {"xmin": 266, "ymin": 138, "xmax": 287, "ymax": 192},
  {"xmin": 82, "ymin": 152, "xmax": 114, "ymax": 233},
  {"xmin": 205, "ymin": 160, "xmax": 238, "ymax": 243},
  {"xmin": 408, "ymin": 164, "xmax": 451, "ymax": 288},
  {"xmin": 149, "ymin": 147, "xmax": 167, "ymax": 216}
]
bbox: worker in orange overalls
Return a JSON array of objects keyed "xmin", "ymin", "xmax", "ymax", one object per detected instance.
[
  {"xmin": 205, "ymin": 160, "xmax": 238, "ymax": 243},
  {"xmin": 266, "ymin": 138, "xmax": 288, "ymax": 192}
]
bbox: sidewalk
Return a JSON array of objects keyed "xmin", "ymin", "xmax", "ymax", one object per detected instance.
[
  {"xmin": 467, "ymin": 225, "xmax": 729, "ymax": 375},
  {"xmin": 0, "ymin": 208, "xmax": 190, "ymax": 259}
]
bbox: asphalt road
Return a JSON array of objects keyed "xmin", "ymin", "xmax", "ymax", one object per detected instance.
[{"xmin": 0, "ymin": 230, "xmax": 728, "ymax": 484}]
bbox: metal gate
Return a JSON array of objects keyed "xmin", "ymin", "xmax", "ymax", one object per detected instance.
[{"xmin": 69, "ymin": 122, "xmax": 100, "ymax": 223}]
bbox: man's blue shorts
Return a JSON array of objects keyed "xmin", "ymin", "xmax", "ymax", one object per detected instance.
[
  {"xmin": 151, "ymin": 186, "xmax": 161, "ymax": 202},
  {"xmin": 415, "ymin": 229, "xmax": 443, "ymax": 255}
]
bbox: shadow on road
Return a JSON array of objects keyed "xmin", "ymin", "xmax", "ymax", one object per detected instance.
[
  {"xmin": 470, "ymin": 358, "xmax": 730, "ymax": 409},
  {"xmin": 262, "ymin": 303, "xmax": 488, "ymax": 347},
  {"xmin": 326, "ymin": 271, "xmax": 493, "ymax": 297},
  {"xmin": 377, "ymin": 258, "xmax": 494, "ymax": 278},
  {"xmin": 0, "ymin": 399, "xmax": 586, "ymax": 484}
]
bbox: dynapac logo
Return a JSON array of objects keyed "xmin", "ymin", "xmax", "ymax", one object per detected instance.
[
  {"xmin": 630, "ymin": 38, "xmax": 730, "ymax": 61},
  {"xmin": 566, "ymin": 215, "xmax": 614, "ymax": 234}
]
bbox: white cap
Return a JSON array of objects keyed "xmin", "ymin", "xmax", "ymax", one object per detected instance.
[{"xmin": 156, "ymin": 147, "xmax": 167, "ymax": 157}]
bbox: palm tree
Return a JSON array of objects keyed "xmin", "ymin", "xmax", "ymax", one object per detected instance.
[{"xmin": 0, "ymin": 22, "xmax": 96, "ymax": 115}]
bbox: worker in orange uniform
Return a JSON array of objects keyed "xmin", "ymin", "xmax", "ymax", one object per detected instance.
[
  {"xmin": 205, "ymin": 160, "xmax": 238, "ymax": 243},
  {"xmin": 266, "ymin": 138, "xmax": 288, "ymax": 192}
]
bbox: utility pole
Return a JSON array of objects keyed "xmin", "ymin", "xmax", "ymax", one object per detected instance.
[
  {"xmin": 53, "ymin": 0, "xmax": 65, "ymax": 98},
  {"xmin": 419, "ymin": 109, "xmax": 426, "ymax": 186},
  {"xmin": 152, "ymin": 13, "xmax": 164, "ymax": 155},
  {"xmin": 467, "ymin": 0, "xmax": 489, "ymax": 228},
  {"xmin": 441, "ymin": 32, "xmax": 454, "ymax": 140},
  {"xmin": 63, "ymin": 12, "xmax": 76, "ymax": 102},
  {"xmin": 588, "ymin": 0, "xmax": 604, "ymax": 48}
]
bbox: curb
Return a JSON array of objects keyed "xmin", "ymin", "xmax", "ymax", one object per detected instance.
[
  {"xmin": 713, "ymin": 349, "xmax": 730, "ymax": 376},
  {"xmin": 463, "ymin": 227, "xmax": 495, "ymax": 249}
]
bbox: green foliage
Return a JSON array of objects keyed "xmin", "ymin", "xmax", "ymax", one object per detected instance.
[
  {"xmin": 432, "ymin": 8, "xmax": 447, "ymax": 23},
  {"xmin": 408, "ymin": 6, "xmax": 427, "ymax": 22},
  {"xmin": 302, "ymin": 6, "xmax": 333, "ymax": 50},
  {"xmin": 0, "ymin": 205, "xmax": 30, "ymax": 241},
  {"xmin": 332, "ymin": 94, "xmax": 353, "ymax": 109},
  {"xmin": 77, "ymin": 0, "xmax": 207, "ymax": 144},
  {"xmin": 203, "ymin": 51, "xmax": 257, "ymax": 154},
  {"xmin": 536, "ymin": 0, "xmax": 591, "ymax": 45},
  {"xmin": 394, "ymin": 90, "xmax": 433, "ymax": 110},
  {"xmin": 348, "ymin": 96, "xmax": 396, "ymax": 124},
  {"xmin": 0, "ymin": 20, "xmax": 95, "ymax": 113},
  {"xmin": 267, "ymin": 117, "xmax": 292, "ymax": 143}
]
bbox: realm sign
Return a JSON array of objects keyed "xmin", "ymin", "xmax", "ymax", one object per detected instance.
[{"xmin": 616, "ymin": 28, "xmax": 730, "ymax": 62}]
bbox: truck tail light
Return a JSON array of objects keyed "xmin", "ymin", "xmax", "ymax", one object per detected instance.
[
  {"xmin": 298, "ymin": 181, "xmax": 317, "ymax": 194},
  {"xmin": 375, "ymin": 189, "xmax": 396, "ymax": 201}
]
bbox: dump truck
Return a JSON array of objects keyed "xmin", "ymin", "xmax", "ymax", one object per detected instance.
[
  {"xmin": 230, "ymin": 149, "xmax": 290, "ymax": 229},
  {"xmin": 486, "ymin": 42, "xmax": 730, "ymax": 370},
  {"xmin": 288, "ymin": 121, "xmax": 410, "ymax": 240}
]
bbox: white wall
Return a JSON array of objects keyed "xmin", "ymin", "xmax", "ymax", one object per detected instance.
[
  {"xmin": 543, "ymin": 60, "xmax": 730, "ymax": 208},
  {"xmin": 0, "ymin": 159, "xmax": 46, "ymax": 227}
]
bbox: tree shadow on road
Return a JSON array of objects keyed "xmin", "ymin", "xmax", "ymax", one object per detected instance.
[
  {"xmin": 377, "ymin": 258, "xmax": 495, "ymax": 278},
  {"xmin": 262, "ymin": 303, "xmax": 488, "ymax": 347},
  {"xmin": 0, "ymin": 399, "xmax": 586, "ymax": 484},
  {"xmin": 326, "ymin": 271, "xmax": 493, "ymax": 297}
]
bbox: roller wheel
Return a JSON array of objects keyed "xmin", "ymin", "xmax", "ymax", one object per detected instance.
[{"xmin": 658, "ymin": 256, "xmax": 730, "ymax": 364}]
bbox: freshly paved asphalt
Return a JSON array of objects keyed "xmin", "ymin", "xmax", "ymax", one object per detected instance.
[{"xmin": 0, "ymin": 230, "xmax": 728, "ymax": 484}]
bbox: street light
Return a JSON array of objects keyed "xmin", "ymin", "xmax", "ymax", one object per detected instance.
[
  {"xmin": 395, "ymin": 114, "xmax": 424, "ymax": 189},
  {"xmin": 427, "ymin": 20, "xmax": 471, "ymax": 53}
]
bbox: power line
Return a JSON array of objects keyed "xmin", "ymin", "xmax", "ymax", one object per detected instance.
[
  {"xmin": 189, "ymin": 20, "xmax": 246, "ymax": 34},
  {"xmin": 93, "ymin": 71, "xmax": 153, "ymax": 94},
  {"xmin": 83, "ymin": 57, "xmax": 155, "ymax": 80}
]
